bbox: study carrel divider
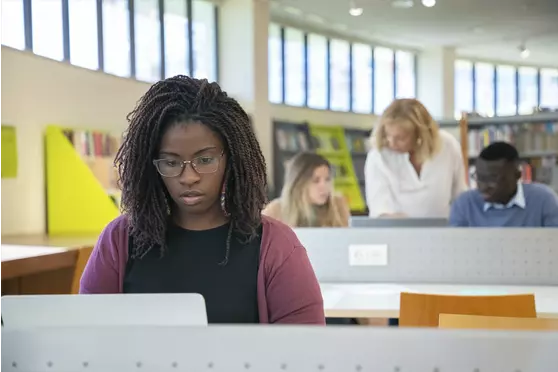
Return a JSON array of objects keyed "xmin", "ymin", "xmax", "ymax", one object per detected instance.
[{"xmin": 45, "ymin": 125, "xmax": 120, "ymax": 236}]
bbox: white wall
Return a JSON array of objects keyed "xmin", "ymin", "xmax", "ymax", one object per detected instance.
[
  {"xmin": 1, "ymin": 46, "xmax": 378, "ymax": 235},
  {"xmin": 1, "ymin": 47, "xmax": 151, "ymax": 235}
]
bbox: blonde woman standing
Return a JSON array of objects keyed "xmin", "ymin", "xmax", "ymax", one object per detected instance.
[
  {"xmin": 365, "ymin": 98, "xmax": 467, "ymax": 218},
  {"xmin": 264, "ymin": 152, "xmax": 350, "ymax": 227}
]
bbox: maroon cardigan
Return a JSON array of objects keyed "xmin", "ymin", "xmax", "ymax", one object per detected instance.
[{"xmin": 79, "ymin": 215, "xmax": 325, "ymax": 324}]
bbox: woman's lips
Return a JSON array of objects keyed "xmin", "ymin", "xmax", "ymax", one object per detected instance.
[{"xmin": 181, "ymin": 195, "xmax": 204, "ymax": 206}]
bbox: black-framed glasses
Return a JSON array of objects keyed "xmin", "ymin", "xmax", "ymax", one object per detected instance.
[{"xmin": 153, "ymin": 152, "xmax": 224, "ymax": 177}]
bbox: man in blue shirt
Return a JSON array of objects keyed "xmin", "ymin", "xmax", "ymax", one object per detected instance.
[{"xmin": 449, "ymin": 142, "xmax": 558, "ymax": 227}]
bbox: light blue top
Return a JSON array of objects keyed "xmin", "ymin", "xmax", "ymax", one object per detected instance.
[{"xmin": 450, "ymin": 182, "xmax": 558, "ymax": 227}]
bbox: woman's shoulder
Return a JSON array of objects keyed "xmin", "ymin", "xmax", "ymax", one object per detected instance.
[
  {"xmin": 96, "ymin": 214, "xmax": 130, "ymax": 254},
  {"xmin": 260, "ymin": 215, "xmax": 303, "ymax": 263},
  {"xmin": 262, "ymin": 198, "xmax": 283, "ymax": 220}
]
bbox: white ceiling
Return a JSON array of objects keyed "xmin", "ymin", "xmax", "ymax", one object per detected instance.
[{"xmin": 270, "ymin": 0, "xmax": 558, "ymax": 67}]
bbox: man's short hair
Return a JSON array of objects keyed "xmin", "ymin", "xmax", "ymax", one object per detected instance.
[{"xmin": 479, "ymin": 141, "xmax": 519, "ymax": 162}]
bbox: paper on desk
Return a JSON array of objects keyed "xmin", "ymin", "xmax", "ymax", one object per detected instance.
[{"xmin": 1, "ymin": 245, "xmax": 67, "ymax": 261}]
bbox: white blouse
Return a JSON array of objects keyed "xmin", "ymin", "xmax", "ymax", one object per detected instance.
[{"xmin": 364, "ymin": 130, "xmax": 468, "ymax": 218}]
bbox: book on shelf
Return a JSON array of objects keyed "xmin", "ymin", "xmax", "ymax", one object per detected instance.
[
  {"xmin": 345, "ymin": 133, "xmax": 369, "ymax": 154},
  {"xmin": 62, "ymin": 128, "xmax": 122, "ymax": 206},
  {"xmin": 467, "ymin": 122, "xmax": 558, "ymax": 157},
  {"xmin": 276, "ymin": 128, "xmax": 309, "ymax": 152}
]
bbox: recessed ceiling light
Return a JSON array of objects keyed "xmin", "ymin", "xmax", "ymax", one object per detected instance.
[
  {"xmin": 349, "ymin": 7, "xmax": 364, "ymax": 16},
  {"xmin": 520, "ymin": 48, "xmax": 530, "ymax": 59},
  {"xmin": 283, "ymin": 6, "xmax": 303, "ymax": 16},
  {"xmin": 391, "ymin": 0, "xmax": 414, "ymax": 9},
  {"xmin": 422, "ymin": 0, "xmax": 436, "ymax": 7},
  {"xmin": 349, "ymin": 1, "xmax": 364, "ymax": 16}
]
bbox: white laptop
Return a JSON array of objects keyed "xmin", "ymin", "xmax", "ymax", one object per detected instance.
[{"xmin": 1, "ymin": 293, "xmax": 208, "ymax": 328}]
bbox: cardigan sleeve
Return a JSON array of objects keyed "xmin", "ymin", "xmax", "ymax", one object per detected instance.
[
  {"xmin": 262, "ymin": 220, "xmax": 325, "ymax": 325},
  {"xmin": 79, "ymin": 216, "xmax": 127, "ymax": 294}
]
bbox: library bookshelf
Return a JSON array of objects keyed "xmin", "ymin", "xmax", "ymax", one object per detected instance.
[
  {"xmin": 272, "ymin": 120, "xmax": 370, "ymax": 214},
  {"xmin": 440, "ymin": 111, "xmax": 558, "ymax": 191},
  {"xmin": 45, "ymin": 125, "xmax": 121, "ymax": 236}
]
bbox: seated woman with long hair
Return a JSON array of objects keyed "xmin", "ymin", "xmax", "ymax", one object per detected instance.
[{"xmin": 263, "ymin": 152, "xmax": 350, "ymax": 227}]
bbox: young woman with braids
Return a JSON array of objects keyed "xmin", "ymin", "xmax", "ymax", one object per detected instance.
[{"xmin": 80, "ymin": 76, "xmax": 325, "ymax": 325}]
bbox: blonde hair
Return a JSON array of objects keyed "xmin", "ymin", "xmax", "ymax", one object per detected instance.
[
  {"xmin": 280, "ymin": 152, "xmax": 345, "ymax": 227},
  {"xmin": 373, "ymin": 98, "xmax": 441, "ymax": 163}
]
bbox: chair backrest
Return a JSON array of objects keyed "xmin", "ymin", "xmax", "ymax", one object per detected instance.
[
  {"xmin": 71, "ymin": 246, "xmax": 94, "ymax": 294},
  {"xmin": 439, "ymin": 314, "xmax": 558, "ymax": 331},
  {"xmin": 399, "ymin": 292, "xmax": 537, "ymax": 327},
  {"xmin": 1, "ymin": 293, "xmax": 208, "ymax": 328}
]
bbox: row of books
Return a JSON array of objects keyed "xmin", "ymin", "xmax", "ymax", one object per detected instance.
[
  {"xmin": 62, "ymin": 129, "xmax": 121, "ymax": 158},
  {"xmin": 275, "ymin": 128, "xmax": 370, "ymax": 154},
  {"xmin": 467, "ymin": 123, "xmax": 558, "ymax": 157}
]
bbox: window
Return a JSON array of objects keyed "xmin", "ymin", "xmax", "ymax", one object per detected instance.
[
  {"xmin": 134, "ymin": 0, "xmax": 161, "ymax": 82},
  {"xmin": 351, "ymin": 43, "xmax": 372, "ymax": 113},
  {"xmin": 2, "ymin": 0, "xmax": 25, "ymax": 50},
  {"xmin": 395, "ymin": 50, "xmax": 415, "ymax": 98},
  {"xmin": 329, "ymin": 39, "xmax": 350, "ymax": 111},
  {"xmin": 268, "ymin": 23, "xmax": 283, "ymax": 104},
  {"xmin": 540, "ymin": 68, "xmax": 558, "ymax": 109},
  {"xmin": 496, "ymin": 65, "xmax": 516, "ymax": 116},
  {"xmin": 454, "ymin": 60, "xmax": 473, "ymax": 118},
  {"xmin": 32, "ymin": 0, "xmax": 64, "ymax": 60},
  {"xmin": 103, "ymin": 0, "xmax": 131, "ymax": 77},
  {"xmin": 68, "ymin": 0, "xmax": 98, "ymax": 70},
  {"xmin": 474, "ymin": 62, "xmax": 495, "ymax": 117},
  {"xmin": 374, "ymin": 47, "xmax": 394, "ymax": 114},
  {"xmin": 518, "ymin": 67, "xmax": 538, "ymax": 114},
  {"xmin": 283, "ymin": 27, "xmax": 305, "ymax": 106},
  {"xmin": 306, "ymin": 33, "xmax": 327, "ymax": 109},
  {"xmin": 192, "ymin": 0, "xmax": 217, "ymax": 82},
  {"xmin": 164, "ymin": 0, "xmax": 188, "ymax": 78}
]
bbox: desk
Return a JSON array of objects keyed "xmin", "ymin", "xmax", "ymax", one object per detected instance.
[
  {"xmin": 321, "ymin": 283, "xmax": 558, "ymax": 319},
  {"xmin": 1, "ymin": 235, "xmax": 98, "ymax": 295}
]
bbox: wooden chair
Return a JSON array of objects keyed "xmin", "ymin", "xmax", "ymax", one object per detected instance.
[
  {"xmin": 70, "ymin": 246, "xmax": 94, "ymax": 294},
  {"xmin": 399, "ymin": 292, "xmax": 537, "ymax": 327},
  {"xmin": 439, "ymin": 314, "xmax": 558, "ymax": 331}
]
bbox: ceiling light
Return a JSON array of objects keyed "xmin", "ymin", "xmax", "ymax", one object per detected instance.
[
  {"xmin": 520, "ymin": 48, "xmax": 530, "ymax": 59},
  {"xmin": 422, "ymin": 0, "xmax": 436, "ymax": 7},
  {"xmin": 392, "ymin": 0, "xmax": 414, "ymax": 9},
  {"xmin": 349, "ymin": 7, "xmax": 364, "ymax": 16},
  {"xmin": 349, "ymin": 1, "xmax": 363, "ymax": 16}
]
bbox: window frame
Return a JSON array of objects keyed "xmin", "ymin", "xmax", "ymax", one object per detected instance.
[
  {"xmin": 6, "ymin": 0, "xmax": 219, "ymax": 83},
  {"xmin": 268, "ymin": 22, "xmax": 417, "ymax": 114}
]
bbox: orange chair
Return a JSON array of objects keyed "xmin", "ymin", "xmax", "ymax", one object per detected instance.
[
  {"xmin": 399, "ymin": 292, "xmax": 537, "ymax": 327},
  {"xmin": 71, "ymin": 246, "xmax": 93, "ymax": 294},
  {"xmin": 439, "ymin": 314, "xmax": 558, "ymax": 331}
]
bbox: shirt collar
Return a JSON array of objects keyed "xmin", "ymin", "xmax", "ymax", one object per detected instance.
[{"xmin": 483, "ymin": 182, "xmax": 526, "ymax": 212}]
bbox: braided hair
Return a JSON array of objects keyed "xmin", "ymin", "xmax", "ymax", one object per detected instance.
[{"xmin": 114, "ymin": 75, "xmax": 268, "ymax": 264}]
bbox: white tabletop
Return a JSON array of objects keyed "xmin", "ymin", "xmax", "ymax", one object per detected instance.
[
  {"xmin": 321, "ymin": 283, "xmax": 558, "ymax": 319},
  {"xmin": 1, "ymin": 245, "xmax": 68, "ymax": 262}
]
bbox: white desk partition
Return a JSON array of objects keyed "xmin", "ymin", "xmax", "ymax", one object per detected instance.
[
  {"xmin": 1, "ymin": 293, "xmax": 207, "ymax": 328},
  {"xmin": 3, "ymin": 326, "xmax": 558, "ymax": 371},
  {"xmin": 295, "ymin": 228, "xmax": 558, "ymax": 285}
]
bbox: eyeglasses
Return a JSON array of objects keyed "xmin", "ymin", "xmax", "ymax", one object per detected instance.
[
  {"xmin": 471, "ymin": 172, "xmax": 501, "ymax": 187},
  {"xmin": 153, "ymin": 152, "xmax": 224, "ymax": 177}
]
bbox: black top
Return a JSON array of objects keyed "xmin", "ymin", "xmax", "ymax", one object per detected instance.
[{"xmin": 123, "ymin": 222, "xmax": 261, "ymax": 324}]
